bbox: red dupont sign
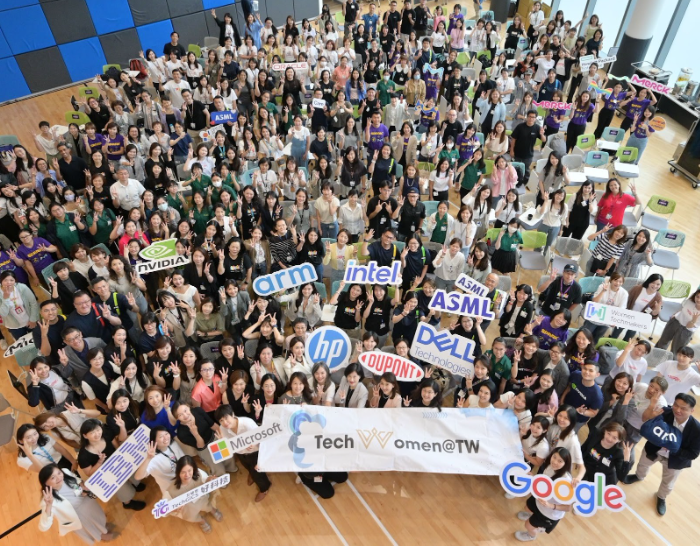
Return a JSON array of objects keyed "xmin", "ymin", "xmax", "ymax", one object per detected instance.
[{"xmin": 358, "ymin": 352, "xmax": 424, "ymax": 381}]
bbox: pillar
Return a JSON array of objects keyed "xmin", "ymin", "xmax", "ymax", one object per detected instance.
[
  {"xmin": 615, "ymin": 0, "xmax": 670, "ymax": 77},
  {"xmin": 490, "ymin": 0, "xmax": 510, "ymax": 23}
]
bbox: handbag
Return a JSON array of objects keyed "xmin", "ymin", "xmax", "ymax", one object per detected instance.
[{"xmin": 640, "ymin": 413, "xmax": 683, "ymax": 453}]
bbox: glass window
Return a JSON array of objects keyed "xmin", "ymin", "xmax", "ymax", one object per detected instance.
[
  {"xmin": 644, "ymin": 0, "xmax": 678, "ymax": 65},
  {"xmin": 557, "ymin": 0, "xmax": 587, "ymax": 30},
  {"xmin": 662, "ymin": 0, "xmax": 700, "ymax": 86},
  {"xmin": 590, "ymin": 0, "xmax": 630, "ymax": 49}
]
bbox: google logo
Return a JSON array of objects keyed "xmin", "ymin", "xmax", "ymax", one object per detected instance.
[{"xmin": 499, "ymin": 461, "xmax": 627, "ymax": 517}]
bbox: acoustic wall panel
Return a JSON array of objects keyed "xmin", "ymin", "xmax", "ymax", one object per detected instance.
[
  {"xmin": 136, "ymin": 20, "xmax": 176, "ymax": 58},
  {"xmin": 167, "ymin": 0, "xmax": 205, "ymax": 18},
  {"xmin": 43, "ymin": 0, "xmax": 97, "ymax": 45},
  {"xmin": 16, "ymin": 46, "xmax": 71, "ymax": 92},
  {"xmin": 99, "ymin": 28, "xmax": 142, "ymax": 67},
  {"xmin": 0, "ymin": 0, "xmax": 39, "ymax": 11},
  {"xmin": 0, "ymin": 58, "xmax": 31, "ymax": 103},
  {"xmin": 0, "ymin": 5, "xmax": 56, "ymax": 55},
  {"xmin": 85, "ymin": 0, "xmax": 135, "ymax": 35},
  {"xmin": 172, "ymin": 12, "xmax": 211, "ymax": 51},
  {"xmin": 128, "ymin": 0, "xmax": 170, "ymax": 26},
  {"xmin": 203, "ymin": 0, "xmax": 234, "ymax": 9},
  {"xmin": 0, "ymin": 29, "xmax": 12, "ymax": 59},
  {"xmin": 60, "ymin": 37, "xmax": 107, "ymax": 82}
]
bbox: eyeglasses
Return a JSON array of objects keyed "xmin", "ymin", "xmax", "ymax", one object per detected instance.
[
  {"xmin": 200, "ymin": 367, "xmax": 215, "ymax": 372},
  {"xmin": 65, "ymin": 334, "xmax": 82, "ymax": 343}
]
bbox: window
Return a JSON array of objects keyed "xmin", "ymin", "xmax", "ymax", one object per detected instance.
[
  {"xmin": 644, "ymin": 0, "xmax": 679, "ymax": 65},
  {"xmin": 661, "ymin": 0, "xmax": 700, "ymax": 86},
  {"xmin": 557, "ymin": 0, "xmax": 587, "ymax": 30},
  {"xmin": 590, "ymin": 0, "xmax": 630, "ymax": 49}
]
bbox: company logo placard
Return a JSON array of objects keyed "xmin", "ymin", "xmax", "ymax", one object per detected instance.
[
  {"xmin": 584, "ymin": 301, "xmax": 652, "ymax": 332},
  {"xmin": 85, "ymin": 425, "xmax": 150, "ymax": 501},
  {"xmin": 343, "ymin": 260, "xmax": 403, "ymax": 285},
  {"xmin": 454, "ymin": 273, "xmax": 489, "ymax": 297},
  {"xmin": 211, "ymin": 110, "xmax": 238, "ymax": 124},
  {"xmin": 136, "ymin": 239, "xmax": 191, "ymax": 274},
  {"xmin": 4, "ymin": 333, "xmax": 34, "ymax": 358},
  {"xmin": 500, "ymin": 461, "xmax": 626, "ymax": 517},
  {"xmin": 358, "ymin": 351, "xmax": 424, "ymax": 381},
  {"xmin": 428, "ymin": 289, "xmax": 495, "ymax": 320},
  {"xmin": 306, "ymin": 326, "xmax": 352, "ymax": 370},
  {"xmin": 152, "ymin": 474, "xmax": 230, "ymax": 519},
  {"xmin": 608, "ymin": 73, "xmax": 672, "ymax": 95},
  {"xmin": 580, "ymin": 54, "xmax": 616, "ymax": 71},
  {"xmin": 252, "ymin": 262, "xmax": 318, "ymax": 296},
  {"xmin": 271, "ymin": 61, "xmax": 309, "ymax": 72},
  {"xmin": 533, "ymin": 100, "xmax": 573, "ymax": 110},
  {"xmin": 207, "ymin": 421, "xmax": 286, "ymax": 463},
  {"xmin": 311, "ymin": 98, "xmax": 326, "ymax": 109},
  {"xmin": 410, "ymin": 323, "xmax": 475, "ymax": 378}
]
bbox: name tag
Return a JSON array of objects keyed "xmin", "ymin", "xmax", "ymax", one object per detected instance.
[
  {"xmin": 69, "ymin": 225, "xmax": 77, "ymax": 231},
  {"xmin": 520, "ymin": 311, "xmax": 528, "ymax": 317}
]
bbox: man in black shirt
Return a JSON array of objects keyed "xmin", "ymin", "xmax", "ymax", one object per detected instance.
[
  {"xmin": 54, "ymin": 144, "xmax": 87, "ymax": 191},
  {"xmin": 441, "ymin": 109, "xmax": 464, "ymax": 144},
  {"xmin": 396, "ymin": 188, "xmax": 426, "ymax": 240},
  {"xmin": 32, "ymin": 300, "xmax": 65, "ymax": 367},
  {"xmin": 363, "ymin": 228, "xmax": 400, "ymax": 267},
  {"xmin": 444, "ymin": 66, "xmax": 471, "ymax": 103},
  {"xmin": 509, "ymin": 109, "xmax": 547, "ymax": 179},
  {"xmin": 163, "ymin": 32, "xmax": 186, "ymax": 59},
  {"xmin": 413, "ymin": 0, "xmax": 431, "ymax": 37},
  {"xmin": 383, "ymin": 1, "xmax": 402, "ymax": 35},
  {"xmin": 181, "ymin": 89, "xmax": 210, "ymax": 145},
  {"xmin": 537, "ymin": 264, "xmax": 583, "ymax": 317},
  {"xmin": 400, "ymin": 0, "xmax": 415, "ymax": 39},
  {"xmin": 343, "ymin": 0, "xmax": 360, "ymax": 35},
  {"xmin": 173, "ymin": 402, "xmax": 238, "ymax": 474},
  {"xmin": 65, "ymin": 290, "xmax": 120, "ymax": 343},
  {"xmin": 366, "ymin": 181, "xmax": 398, "ymax": 236}
]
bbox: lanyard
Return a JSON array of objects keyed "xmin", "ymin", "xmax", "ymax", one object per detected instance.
[
  {"xmin": 559, "ymin": 278, "xmax": 572, "ymax": 298},
  {"xmin": 35, "ymin": 446, "xmax": 56, "ymax": 463}
]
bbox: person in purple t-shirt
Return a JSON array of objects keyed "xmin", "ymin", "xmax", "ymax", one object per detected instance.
[
  {"xmin": 15, "ymin": 230, "xmax": 57, "ymax": 287},
  {"xmin": 565, "ymin": 91, "xmax": 596, "ymax": 152},
  {"xmin": 0, "ymin": 246, "xmax": 30, "ymax": 286},
  {"xmin": 527, "ymin": 309, "xmax": 570, "ymax": 350},
  {"xmin": 365, "ymin": 111, "xmax": 390, "ymax": 152},
  {"xmin": 594, "ymin": 82, "xmax": 633, "ymax": 139}
]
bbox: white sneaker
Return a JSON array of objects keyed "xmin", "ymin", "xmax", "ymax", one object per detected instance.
[
  {"xmin": 0, "ymin": 340, "xmax": 7, "ymax": 350},
  {"xmin": 515, "ymin": 531, "xmax": 537, "ymax": 542},
  {"xmin": 517, "ymin": 511, "xmax": 531, "ymax": 521}
]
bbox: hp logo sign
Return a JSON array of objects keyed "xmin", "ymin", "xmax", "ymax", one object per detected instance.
[{"xmin": 306, "ymin": 326, "xmax": 351, "ymax": 370}]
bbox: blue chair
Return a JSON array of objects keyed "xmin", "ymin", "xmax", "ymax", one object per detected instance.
[
  {"xmin": 14, "ymin": 345, "xmax": 40, "ymax": 368},
  {"xmin": 242, "ymin": 168, "xmax": 257, "ymax": 187},
  {"xmin": 314, "ymin": 282, "xmax": 328, "ymax": 302},
  {"xmin": 395, "ymin": 163, "xmax": 404, "ymax": 181},
  {"xmin": 475, "ymin": 132, "xmax": 485, "ymax": 146},
  {"xmin": 394, "ymin": 241, "xmax": 406, "ymax": 254},
  {"xmin": 584, "ymin": 151, "xmax": 609, "ymax": 168},
  {"xmin": 41, "ymin": 259, "xmax": 69, "ymax": 287},
  {"xmin": 601, "ymin": 127, "xmax": 625, "ymax": 143},
  {"xmin": 578, "ymin": 276, "xmax": 605, "ymax": 298},
  {"xmin": 331, "ymin": 280, "xmax": 350, "ymax": 295}
]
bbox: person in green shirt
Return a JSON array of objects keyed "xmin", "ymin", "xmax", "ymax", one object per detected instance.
[
  {"xmin": 491, "ymin": 219, "xmax": 523, "ymax": 275},
  {"xmin": 165, "ymin": 180, "xmax": 187, "ymax": 217},
  {"xmin": 457, "ymin": 148, "xmax": 485, "ymax": 200},
  {"xmin": 183, "ymin": 163, "xmax": 212, "ymax": 195},
  {"xmin": 46, "ymin": 203, "xmax": 86, "ymax": 258},
  {"xmin": 86, "ymin": 199, "xmax": 119, "ymax": 246},
  {"xmin": 428, "ymin": 201, "xmax": 453, "ymax": 245},
  {"xmin": 378, "ymin": 70, "xmax": 396, "ymax": 107},
  {"xmin": 209, "ymin": 172, "xmax": 237, "ymax": 206},
  {"xmin": 219, "ymin": 163, "xmax": 240, "ymax": 196},
  {"xmin": 190, "ymin": 190, "xmax": 213, "ymax": 234},
  {"xmin": 438, "ymin": 136, "xmax": 460, "ymax": 169},
  {"xmin": 485, "ymin": 337, "xmax": 512, "ymax": 394}
]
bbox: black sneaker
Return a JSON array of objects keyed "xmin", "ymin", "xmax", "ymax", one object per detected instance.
[
  {"xmin": 134, "ymin": 482, "xmax": 146, "ymax": 492},
  {"xmin": 623, "ymin": 474, "xmax": 641, "ymax": 485},
  {"xmin": 656, "ymin": 497, "xmax": 666, "ymax": 516},
  {"xmin": 123, "ymin": 500, "xmax": 146, "ymax": 511}
]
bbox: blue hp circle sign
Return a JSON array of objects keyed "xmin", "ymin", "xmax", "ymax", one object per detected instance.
[{"xmin": 306, "ymin": 326, "xmax": 352, "ymax": 370}]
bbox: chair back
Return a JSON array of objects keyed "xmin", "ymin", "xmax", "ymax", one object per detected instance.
[
  {"xmin": 102, "ymin": 63, "xmax": 121, "ymax": 73},
  {"xmin": 314, "ymin": 282, "xmax": 328, "ymax": 302},
  {"xmin": 497, "ymin": 275, "xmax": 512, "ymax": 293},
  {"xmin": 483, "ymin": 159, "xmax": 494, "ymax": 176},
  {"xmin": 561, "ymin": 154, "xmax": 583, "ymax": 171},
  {"xmin": 659, "ymin": 280, "xmax": 691, "ymax": 299},
  {"xmin": 554, "ymin": 236, "xmax": 584, "ymax": 257},
  {"xmin": 646, "ymin": 348, "xmax": 673, "ymax": 369},
  {"xmin": 41, "ymin": 259, "xmax": 69, "ymax": 287},
  {"xmin": 64, "ymin": 111, "xmax": 91, "ymax": 126},
  {"xmin": 576, "ymin": 133, "xmax": 596, "ymax": 150},
  {"xmin": 622, "ymin": 277, "xmax": 641, "ymax": 292},
  {"xmin": 331, "ymin": 280, "xmax": 350, "ymax": 295},
  {"xmin": 244, "ymin": 339, "xmax": 258, "ymax": 359},
  {"xmin": 616, "ymin": 147, "xmax": 638, "ymax": 163},
  {"xmin": 595, "ymin": 337, "xmax": 628, "ymax": 350},
  {"xmin": 578, "ymin": 275, "xmax": 605, "ymax": 295},
  {"xmin": 188, "ymin": 44, "xmax": 202, "ymax": 57},
  {"xmin": 0, "ymin": 414, "xmax": 16, "ymax": 448},
  {"xmin": 601, "ymin": 126, "xmax": 625, "ymax": 143},
  {"xmin": 14, "ymin": 345, "xmax": 40, "ymax": 368},
  {"xmin": 585, "ymin": 150, "xmax": 609, "ymax": 168},
  {"xmin": 200, "ymin": 341, "xmax": 220, "ymax": 361},
  {"xmin": 423, "ymin": 201, "xmax": 439, "ymax": 217},
  {"xmin": 78, "ymin": 86, "xmax": 100, "ymax": 100},
  {"xmin": 475, "ymin": 132, "xmax": 485, "ymax": 146},
  {"xmin": 203, "ymin": 37, "xmax": 219, "ymax": 49},
  {"xmin": 654, "ymin": 230, "xmax": 685, "ymax": 250},
  {"xmin": 646, "ymin": 195, "xmax": 676, "ymax": 215},
  {"xmin": 521, "ymin": 231, "xmax": 547, "ymax": 249}
]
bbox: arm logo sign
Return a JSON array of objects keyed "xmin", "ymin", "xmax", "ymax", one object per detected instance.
[{"xmin": 135, "ymin": 239, "xmax": 191, "ymax": 274}]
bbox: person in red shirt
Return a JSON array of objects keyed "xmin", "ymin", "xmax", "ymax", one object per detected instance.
[{"xmin": 595, "ymin": 178, "xmax": 641, "ymax": 230}]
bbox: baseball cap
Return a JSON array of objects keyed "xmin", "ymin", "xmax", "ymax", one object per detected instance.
[
  {"xmin": 563, "ymin": 264, "xmax": 578, "ymax": 274},
  {"xmin": 524, "ymin": 69, "xmax": 534, "ymax": 75},
  {"xmin": 407, "ymin": 187, "xmax": 419, "ymax": 194}
]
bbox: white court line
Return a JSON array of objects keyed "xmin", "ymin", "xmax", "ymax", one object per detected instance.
[
  {"xmin": 302, "ymin": 484, "xmax": 349, "ymax": 546},
  {"xmin": 625, "ymin": 505, "xmax": 671, "ymax": 546},
  {"xmin": 347, "ymin": 479, "xmax": 399, "ymax": 546}
]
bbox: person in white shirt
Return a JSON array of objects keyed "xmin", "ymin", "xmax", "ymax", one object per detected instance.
[
  {"xmin": 134, "ymin": 426, "xmax": 185, "ymax": 495},
  {"xmin": 16, "ymin": 424, "xmax": 76, "ymax": 472},
  {"xmin": 655, "ymin": 347, "xmax": 700, "ymax": 401},
  {"xmin": 656, "ymin": 290, "xmax": 700, "ymax": 354},
  {"xmin": 533, "ymin": 49, "xmax": 555, "ymax": 84},
  {"xmin": 581, "ymin": 273, "xmax": 629, "ymax": 339},
  {"xmin": 163, "ymin": 70, "xmax": 192, "ymax": 110},
  {"xmin": 496, "ymin": 68, "xmax": 515, "ymax": 104},
  {"xmin": 622, "ymin": 377, "xmax": 669, "ymax": 464},
  {"xmin": 216, "ymin": 404, "xmax": 271, "ymax": 502},
  {"xmin": 432, "ymin": 238, "xmax": 466, "ymax": 291},
  {"xmin": 110, "ymin": 166, "xmax": 146, "ymax": 213},
  {"xmin": 610, "ymin": 338, "xmax": 651, "ymax": 382}
]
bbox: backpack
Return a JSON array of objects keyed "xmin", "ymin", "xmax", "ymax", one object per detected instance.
[
  {"xmin": 596, "ymin": 346, "xmax": 617, "ymax": 376},
  {"xmin": 103, "ymin": 66, "xmax": 122, "ymax": 82},
  {"xmin": 549, "ymin": 134, "xmax": 567, "ymax": 156},
  {"xmin": 478, "ymin": 54, "xmax": 492, "ymax": 68},
  {"xmin": 129, "ymin": 58, "xmax": 149, "ymax": 82}
]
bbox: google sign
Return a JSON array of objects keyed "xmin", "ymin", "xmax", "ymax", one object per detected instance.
[{"xmin": 499, "ymin": 461, "xmax": 627, "ymax": 517}]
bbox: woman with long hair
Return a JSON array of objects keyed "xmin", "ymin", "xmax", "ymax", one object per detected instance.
[{"xmin": 562, "ymin": 181, "xmax": 597, "ymax": 240}]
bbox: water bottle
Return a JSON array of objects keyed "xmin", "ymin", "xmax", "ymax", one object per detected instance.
[{"xmin": 252, "ymin": 1, "xmax": 259, "ymax": 12}]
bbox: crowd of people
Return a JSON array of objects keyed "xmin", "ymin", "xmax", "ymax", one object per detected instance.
[{"xmin": 1, "ymin": 1, "xmax": 699, "ymax": 543}]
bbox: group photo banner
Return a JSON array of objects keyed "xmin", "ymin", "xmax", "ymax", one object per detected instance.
[{"xmin": 257, "ymin": 406, "xmax": 522, "ymax": 475}]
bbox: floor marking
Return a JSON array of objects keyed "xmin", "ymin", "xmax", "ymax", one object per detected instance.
[
  {"xmin": 302, "ymin": 484, "xmax": 349, "ymax": 546},
  {"xmin": 626, "ymin": 504, "xmax": 672, "ymax": 546},
  {"xmin": 347, "ymin": 479, "xmax": 399, "ymax": 546}
]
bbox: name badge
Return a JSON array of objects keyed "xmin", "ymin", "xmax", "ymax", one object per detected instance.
[
  {"xmin": 520, "ymin": 311, "xmax": 528, "ymax": 317},
  {"xmin": 69, "ymin": 225, "xmax": 77, "ymax": 231},
  {"xmin": 551, "ymin": 303, "xmax": 560, "ymax": 310}
]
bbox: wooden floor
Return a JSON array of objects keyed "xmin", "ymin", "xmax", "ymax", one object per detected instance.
[{"xmin": 2, "ymin": 2, "xmax": 700, "ymax": 545}]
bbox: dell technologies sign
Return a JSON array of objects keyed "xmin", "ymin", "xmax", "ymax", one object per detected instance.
[
  {"xmin": 306, "ymin": 326, "xmax": 352, "ymax": 370},
  {"xmin": 410, "ymin": 323, "xmax": 475, "ymax": 378}
]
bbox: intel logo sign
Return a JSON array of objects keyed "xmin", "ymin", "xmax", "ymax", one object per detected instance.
[{"xmin": 306, "ymin": 326, "xmax": 352, "ymax": 370}]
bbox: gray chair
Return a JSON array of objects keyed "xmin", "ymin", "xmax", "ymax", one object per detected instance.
[
  {"xmin": 554, "ymin": 236, "xmax": 584, "ymax": 258},
  {"xmin": 244, "ymin": 339, "xmax": 258, "ymax": 360},
  {"xmin": 199, "ymin": 341, "xmax": 220, "ymax": 361},
  {"xmin": 381, "ymin": 346, "xmax": 396, "ymax": 354},
  {"xmin": 646, "ymin": 348, "xmax": 673, "ymax": 370},
  {"xmin": 550, "ymin": 255, "xmax": 578, "ymax": 276},
  {"xmin": 561, "ymin": 154, "xmax": 583, "ymax": 172},
  {"xmin": 497, "ymin": 275, "xmax": 512, "ymax": 293},
  {"xmin": 0, "ymin": 413, "xmax": 16, "ymax": 448},
  {"xmin": 204, "ymin": 37, "xmax": 219, "ymax": 49},
  {"xmin": 622, "ymin": 277, "xmax": 641, "ymax": 292}
]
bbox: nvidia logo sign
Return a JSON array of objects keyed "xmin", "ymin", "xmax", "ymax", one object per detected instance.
[{"xmin": 135, "ymin": 239, "xmax": 191, "ymax": 274}]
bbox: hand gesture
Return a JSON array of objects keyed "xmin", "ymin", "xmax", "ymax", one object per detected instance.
[
  {"xmin": 403, "ymin": 395, "xmax": 411, "ymax": 407},
  {"xmin": 152, "ymin": 361, "xmax": 163, "ymax": 378},
  {"xmin": 28, "ymin": 368, "xmax": 40, "ymax": 386},
  {"xmin": 549, "ymin": 268, "xmax": 559, "ymax": 281},
  {"xmin": 100, "ymin": 304, "xmax": 111, "ymax": 318},
  {"xmin": 237, "ymin": 344, "xmax": 245, "ymax": 360},
  {"xmin": 512, "ymin": 349, "xmax": 521, "ymax": 363},
  {"xmin": 576, "ymin": 405, "xmax": 588, "ymax": 415},
  {"xmin": 58, "ymin": 349, "xmax": 69, "ymax": 366},
  {"xmin": 622, "ymin": 441, "xmax": 633, "ymax": 461},
  {"xmin": 114, "ymin": 413, "xmax": 125, "ymax": 429},
  {"xmin": 42, "ymin": 487, "xmax": 54, "ymax": 509},
  {"xmin": 252, "ymin": 399, "xmax": 263, "ymax": 416},
  {"xmin": 456, "ymin": 394, "xmax": 465, "ymax": 408},
  {"xmin": 602, "ymin": 223, "xmax": 613, "ymax": 232},
  {"xmin": 401, "ymin": 245, "xmax": 409, "ymax": 259}
]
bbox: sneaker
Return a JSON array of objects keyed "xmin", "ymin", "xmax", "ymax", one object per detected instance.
[
  {"xmin": 505, "ymin": 492, "xmax": 515, "ymax": 499},
  {"xmin": 211, "ymin": 509, "xmax": 223, "ymax": 522},
  {"xmin": 515, "ymin": 531, "xmax": 537, "ymax": 542},
  {"xmin": 656, "ymin": 496, "xmax": 666, "ymax": 516},
  {"xmin": 517, "ymin": 511, "xmax": 531, "ymax": 521},
  {"xmin": 623, "ymin": 474, "xmax": 641, "ymax": 485},
  {"xmin": 122, "ymin": 500, "xmax": 146, "ymax": 511}
]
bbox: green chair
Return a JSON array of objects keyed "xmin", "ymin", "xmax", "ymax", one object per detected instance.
[
  {"xmin": 78, "ymin": 86, "xmax": 100, "ymax": 99},
  {"xmin": 483, "ymin": 159, "xmax": 494, "ymax": 176},
  {"xmin": 456, "ymin": 52, "xmax": 470, "ymax": 66},
  {"xmin": 188, "ymin": 44, "xmax": 202, "ymax": 57},
  {"xmin": 476, "ymin": 49, "xmax": 492, "ymax": 62},
  {"xmin": 64, "ymin": 111, "xmax": 91, "ymax": 126},
  {"xmin": 485, "ymin": 227, "xmax": 501, "ymax": 243},
  {"xmin": 334, "ymin": 11, "xmax": 345, "ymax": 28},
  {"xmin": 595, "ymin": 337, "xmax": 628, "ymax": 351},
  {"xmin": 416, "ymin": 161, "xmax": 435, "ymax": 174},
  {"xmin": 615, "ymin": 146, "xmax": 638, "ymax": 164},
  {"xmin": 354, "ymin": 241, "xmax": 370, "ymax": 262},
  {"xmin": 536, "ymin": 107, "xmax": 548, "ymax": 119},
  {"xmin": 640, "ymin": 195, "xmax": 676, "ymax": 232},
  {"xmin": 517, "ymin": 231, "xmax": 549, "ymax": 283},
  {"xmin": 576, "ymin": 133, "xmax": 596, "ymax": 151},
  {"xmin": 102, "ymin": 63, "xmax": 121, "ymax": 73}
]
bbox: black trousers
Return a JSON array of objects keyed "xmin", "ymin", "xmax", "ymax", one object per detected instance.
[
  {"xmin": 594, "ymin": 107, "xmax": 615, "ymax": 139},
  {"xmin": 237, "ymin": 452, "xmax": 271, "ymax": 492},
  {"xmin": 299, "ymin": 472, "xmax": 349, "ymax": 499}
]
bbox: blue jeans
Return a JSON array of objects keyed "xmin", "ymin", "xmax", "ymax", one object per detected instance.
[
  {"xmin": 321, "ymin": 222, "xmax": 338, "ymax": 239},
  {"xmin": 312, "ymin": 263, "xmax": 324, "ymax": 280},
  {"xmin": 626, "ymin": 135, "xmax": 648, "ymax": 165},
  {"xmin": 537, "ymin": 223, "xmax": 560, "ymax": 251}
]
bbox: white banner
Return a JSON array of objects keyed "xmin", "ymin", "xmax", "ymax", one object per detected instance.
[
  {"xmin": 257, "ymin": 406, "xmax": 522, "ymax": 474},
  {"xmin": 207, "ymin": 421, "xmax": 287, "ymax": 463},
  {"xmin": 584, "ymin": 301, "xmax": 653, "ymax": 333},
  {"xmin": 581, "ymin": 55, "xmax": 616, "ymax": 71},
  {"xmin": 152, "ymin": 474, "xmax": 230, "ymax": 519},
  {"xmin": 85, "ymin": 425, "xmax": 150, "ymax": 502}
]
